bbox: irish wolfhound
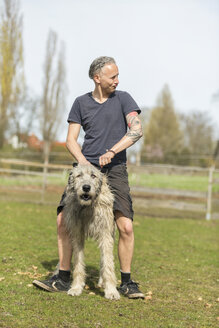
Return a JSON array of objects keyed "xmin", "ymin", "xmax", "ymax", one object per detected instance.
[{"xmin": 63, "ymin": 164, "xmax": 120, "ymax": 300}]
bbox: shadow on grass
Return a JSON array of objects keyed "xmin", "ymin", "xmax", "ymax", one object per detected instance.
[
  {"xmin": 41, "ymin": 260, "xmax": 104, "ymax": 297},
  {"xmin": 42, "ymin": 259, "xmax": 59, "ymax": 272}
]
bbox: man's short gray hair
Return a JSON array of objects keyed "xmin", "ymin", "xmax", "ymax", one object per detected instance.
[{"xmin": 89, "ymin": 56, "xmax": 116, "ymax": 79}]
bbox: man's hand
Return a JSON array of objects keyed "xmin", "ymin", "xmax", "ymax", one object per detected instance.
[
  {"xmin": 99, "ymin": 151, "xmax": 115, "ymax": 168},
  {"xmin": 78, "ymin": 158, "xmax": 91, "ymax": 165}
]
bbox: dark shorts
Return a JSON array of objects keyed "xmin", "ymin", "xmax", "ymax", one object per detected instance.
[{"xmin": 57, "ymin": 163, "xmax": 134, "ymax": 220}]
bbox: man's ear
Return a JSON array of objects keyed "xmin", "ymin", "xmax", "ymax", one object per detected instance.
[{"xmin": 93, "ymin": 73, "xmax": 100, "ymax": 84}]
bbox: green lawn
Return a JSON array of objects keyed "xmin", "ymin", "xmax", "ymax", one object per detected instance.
[
  {"xmin": 0, "ymin": 201, "xmax": 218, "ymax": 328},
  {"xmin": 129, "ymin": 172, "xmax": 219, "ymax": 193},
  {"xmin": 0, "ymin": 172, "xmax": 68, "ymax": 187},
  {"xmin": 1, "ymin": 171, "xmax": 219, "ymax": 192}
]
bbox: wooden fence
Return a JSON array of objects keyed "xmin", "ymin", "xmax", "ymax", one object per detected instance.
[{"xmin": 0, "ymin": 158, "xmax": 218, "ymax": 220}]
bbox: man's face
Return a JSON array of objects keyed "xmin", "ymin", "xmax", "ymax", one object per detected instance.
[{"xmin": 94, "ymin": 63, "xmax": 119, "ymax": 94}]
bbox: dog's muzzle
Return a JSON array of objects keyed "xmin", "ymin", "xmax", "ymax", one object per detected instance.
[{"xmin": 80, "ymin": 184, "xmax": 92, "ymax": 201}]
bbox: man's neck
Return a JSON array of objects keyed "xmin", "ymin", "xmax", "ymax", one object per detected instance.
[{"xmin": 92, "ymin": 86, "xmax": 111, "ymax": 104}]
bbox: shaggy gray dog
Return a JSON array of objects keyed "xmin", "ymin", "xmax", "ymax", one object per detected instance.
[{"xmin": 63, "ymin": 164, "xmax": 120, "ymax": 300}]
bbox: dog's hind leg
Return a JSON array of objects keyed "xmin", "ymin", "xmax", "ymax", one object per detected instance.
[
  {"xmin": 68, "ymin": 233, "xmax": 86, "ymax": 296},
  {"xmin": 99, "ymin": 234, "xmax": 120, "ymax": 300}
]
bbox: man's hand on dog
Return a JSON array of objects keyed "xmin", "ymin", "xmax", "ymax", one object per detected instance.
[{"xmin": 99, "ymin": 151, "xmax": 115, "ymax": 168}]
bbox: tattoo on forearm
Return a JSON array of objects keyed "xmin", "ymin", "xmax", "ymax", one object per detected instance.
[
  {"xmin": 125, "ymin": 112, "xmax": 143, "ymax": 143},
  {"xmin": 126, "ymin": 129, "xmax": 143, "ymax": 143}
]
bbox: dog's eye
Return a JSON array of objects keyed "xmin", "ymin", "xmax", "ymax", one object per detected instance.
[
  {"xmin": 91, "ymin": 174, "xmax": 96, "ymax": 179},
  {"xmin": 76, "ymin": 174, "xmax": 82, "ymax": 178}
]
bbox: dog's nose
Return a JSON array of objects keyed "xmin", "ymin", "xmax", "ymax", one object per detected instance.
[{"xmin": 82, "ymin": 184, "xmax": 91, "ymax": 192}]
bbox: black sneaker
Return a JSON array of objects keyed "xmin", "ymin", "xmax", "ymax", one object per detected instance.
[
  {"xmin": 118, "ymin": 280, "xmax": 145, "ymax": 299},
  {"xmin": 32, "ymin": 274, "xmax": 71, "ymax": 292}
]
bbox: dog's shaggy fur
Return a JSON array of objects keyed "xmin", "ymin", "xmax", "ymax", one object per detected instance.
[{"xmin": 63, "ymin": 164, "xmax": 120, "ymax": 300}]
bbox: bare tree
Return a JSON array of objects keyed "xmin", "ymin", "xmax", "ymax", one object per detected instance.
[
  {"xmin": 0, "ymin": 0, "xmax": 25, "ymax": 148},
  {"xmin": 180, "ymin": 111, "xmax": 214, "ymax": 156},
  {"xmin": 11, "ymin": 90, "xmax": 39, "ymax": 139},
  {"xmin": 40, "ymin": 29, "xmax": 66, "ymax": 170}
]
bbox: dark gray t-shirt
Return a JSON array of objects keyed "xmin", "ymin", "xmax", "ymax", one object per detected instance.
[{"xmin": 67, "ymin": 90, "xmax": 141, "ymax": 166}]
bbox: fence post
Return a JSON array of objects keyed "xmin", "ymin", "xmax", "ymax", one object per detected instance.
[
  {"xmin": 206, "ymin": 165, "xmax": 215, "ymax": 220},
  {"xmin": 41, "ymin": 161, "xmax": 48, "ymax": 203},
  {"xmin": 41, "ymin": 141, "xmax": 50, "ymax": 203}
]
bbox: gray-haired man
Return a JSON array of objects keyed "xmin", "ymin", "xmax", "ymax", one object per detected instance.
[{"xmin": 33, "ymin": 56, "xmax": 144, "ymax": 299}]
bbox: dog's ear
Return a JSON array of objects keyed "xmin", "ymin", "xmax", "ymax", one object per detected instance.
[
  {"xmin": 72, "ymin": 163, "xmax": 78, "ymax": 168},
  {"xmin": 68, "ymin": 170, "xmax": 74, "ymax": 187}
]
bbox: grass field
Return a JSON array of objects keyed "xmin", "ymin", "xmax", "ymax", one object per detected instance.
[
  {"xmin": 1, "ymin": 169, "xmax": 219, "ymax": 219},
  {"xmin": 1, "ymin": 171, "xmax": 219, "ymax": 192},
  {"xmin": 0, "ymin": 200, "xmax": 218, "ymax": 328},
  {"xmin": 129, "ymin": 172, "xmax": 219, "ymax": 193}
]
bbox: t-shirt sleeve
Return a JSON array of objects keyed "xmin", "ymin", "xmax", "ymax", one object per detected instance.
[
  {"xmin": 67, "ymin": 99, "xmax": 82, "ymax": 124},
  {"xmin": 119, "ymin": 91, "xmax": 141, "ymax": 116}
]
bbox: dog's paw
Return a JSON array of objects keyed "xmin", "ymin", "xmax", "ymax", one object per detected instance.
[
  {"xmin": 97, "ymin": 277, "xmax": 104, "ymax": 288},
  {"xmin": 67, "ymin": 286, "xmax": 83, "ymax": 296},
  {"xmin": 104, "ymin": 287, "xmax": 120, "ymax": 300}
]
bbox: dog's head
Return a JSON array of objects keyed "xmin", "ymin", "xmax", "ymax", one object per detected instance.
[{"xmin": 68, "ymin": 164, "xmax": 103, "ymax": 206}]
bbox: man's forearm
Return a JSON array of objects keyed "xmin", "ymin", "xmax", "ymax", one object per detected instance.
[
  {"xmin": 109, "ymin": 112, "xmax": 143, "ymax": 154},
  {"xmin": 66, "ymin": 139, "xmax": 89, "ymax": 164},
  {"xmin": 99, "ymin": 133, "xmax": 142, "ymax": 167},
  {"xmin": 109, "ymin": 134, "xmax": 141, "ymax": 155}
]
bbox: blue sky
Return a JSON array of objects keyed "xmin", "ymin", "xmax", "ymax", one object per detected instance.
[{"xmin": 21, "ymin": 0, "xmax": 219, "ymax": 140}]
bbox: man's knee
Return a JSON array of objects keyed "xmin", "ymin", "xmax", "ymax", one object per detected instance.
[
  {"xmin": 57, "ymin": 212, "xmax": 67, "ymax": 234},
  {"xmin": 121, "ymin": 220, "xmax": 133, "ymax": 237},
  {"xmin": 116, "ymin": 212, "xmax": 134, "ymax": 237}
]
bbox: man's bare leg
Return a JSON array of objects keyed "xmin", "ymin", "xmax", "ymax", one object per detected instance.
[
  {"xmin": 115, "ymin": 211, "xmax": 134, "ymax": 272},
  {"xmin": 115, "ymin": 210, "xmax": 144, "ymax": 299},
  {"xmin": 32, "ymin": 211, "xmax": 72, "ymax": 292},
  {"xmin": 57, "ymin": 212, "xmax": 73, "ymax": 271}
]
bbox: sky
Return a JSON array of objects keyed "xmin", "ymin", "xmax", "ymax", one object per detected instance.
[{"xmin": 20, "ymin": 0, "xmax": 219, "ymax": 141}]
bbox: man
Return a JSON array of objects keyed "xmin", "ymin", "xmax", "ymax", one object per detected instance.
[{"xmin": 33, "ymin": 56, "xmax": 144, "ymax": 299}]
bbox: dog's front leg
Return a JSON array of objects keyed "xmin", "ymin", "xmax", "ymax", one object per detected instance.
[
  {"xmin": 68, "ymin": 234, "xmax": 85, "ymax": 296},
  {"xmin": 99, "ymin": 234, "xmax": 120, "ymax": 300},
  {"xmin": 97, "ymin": 259, "xmax": 104, "ymax": 288}
]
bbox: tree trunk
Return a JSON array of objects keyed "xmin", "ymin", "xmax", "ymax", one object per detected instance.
[
  {"xmin": 0, "ymin": 122, "xmax": 5, "ymax": 148},
  {"xmin": 42, "ymin": 140, "xmax": 50, "ymax": 202}
]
